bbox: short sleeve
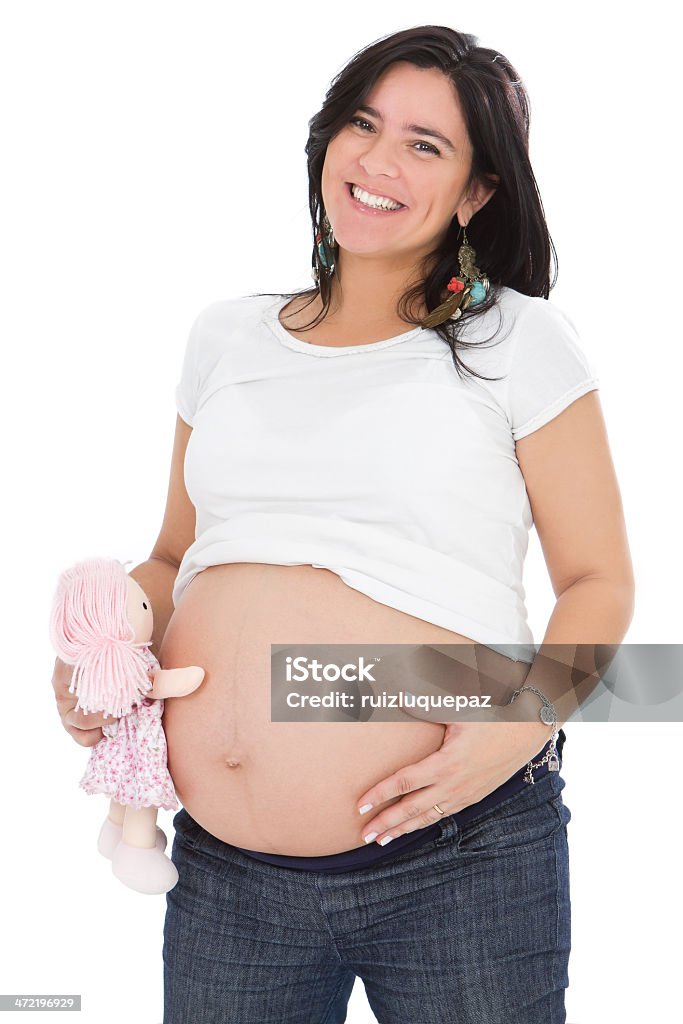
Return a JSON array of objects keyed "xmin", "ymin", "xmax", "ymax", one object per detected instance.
[
  {"xmin": 505, "ymin": 298, "xmax": 600, "ymax": 441},
  {"xmin": 174, "ymin": 310, "xmax": 205, "ymax": 427}
]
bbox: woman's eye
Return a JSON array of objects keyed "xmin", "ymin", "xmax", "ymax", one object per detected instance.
[
  {"xmin": 414, "ymin": 141, "xmax": 440, "ymax": 155},
  {"xmin": 348, "ymin": 117, "xmax": 439, "ymax": 155}
]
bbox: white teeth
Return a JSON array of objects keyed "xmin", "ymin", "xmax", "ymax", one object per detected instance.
[{"xmin": 350, "ymin": 184, "xmax": 403, "ymax": 210}]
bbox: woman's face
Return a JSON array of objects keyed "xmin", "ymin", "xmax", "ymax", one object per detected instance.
[{"xmin": 322, "ymin": 62, "xmax": 496, "ymax": 268}]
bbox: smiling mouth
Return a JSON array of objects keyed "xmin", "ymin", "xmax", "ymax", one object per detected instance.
[{"xmin": 347, "ymin": 182, "xmax": 407, "ymax": 209}]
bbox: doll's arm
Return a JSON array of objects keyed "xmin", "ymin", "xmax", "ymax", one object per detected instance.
[{"xmin": 148, "ymin": 666, "xmax": 205, "ymax": 699}]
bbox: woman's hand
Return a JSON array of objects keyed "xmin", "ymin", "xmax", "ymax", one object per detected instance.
[
  {"xmin": 51, "ymin": 656, "xmax": 112, "ymax": 747},
  {"xmin": 355, "ymin": 698, "xmax": 553, "ymax": 846}
]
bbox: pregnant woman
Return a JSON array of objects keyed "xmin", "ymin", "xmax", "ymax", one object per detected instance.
[{"xmin": 53, "ymin": 25, "xmax": 635, "ymax": 1024}]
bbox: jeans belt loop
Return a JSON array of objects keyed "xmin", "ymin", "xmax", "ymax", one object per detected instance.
[{"xmin": 435, "ymin": 812, "xmax": 459, "ymax": 847}]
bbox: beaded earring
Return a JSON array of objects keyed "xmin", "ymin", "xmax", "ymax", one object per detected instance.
[
  {"xmin": 421, "ymin": 225, "xmax": 490, "ymax": 329},
  {"xmin": 311, "ymin": 212, "xmax": 336, "ymax": 284}
]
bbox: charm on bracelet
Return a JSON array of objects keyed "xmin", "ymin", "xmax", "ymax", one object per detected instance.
[{"xmin": 506, "ymin": 685, "xmax": 560, "ymax": 783}]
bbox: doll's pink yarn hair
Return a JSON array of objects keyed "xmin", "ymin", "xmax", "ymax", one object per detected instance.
[{"xmin": 49, "ymin": 557, "xmax": 153, "ymax": 718}]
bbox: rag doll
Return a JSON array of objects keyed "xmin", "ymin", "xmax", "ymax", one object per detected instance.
[{"xmin": 50, "ymin": 556, "xmax": 205, "ymax": 895}]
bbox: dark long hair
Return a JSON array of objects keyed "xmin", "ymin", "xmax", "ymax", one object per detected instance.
[{"xmin": 251, "ymin": 24, "xmax": 558, "ymax": 382}]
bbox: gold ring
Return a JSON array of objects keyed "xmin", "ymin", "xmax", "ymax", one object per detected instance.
[{"xmin": 433, "ymin": 803, "xmax": 446, "ymax": 816}]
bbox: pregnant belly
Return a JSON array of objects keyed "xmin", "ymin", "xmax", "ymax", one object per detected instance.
[{"xmin": 159, "ymin": 562, "xmax": 479, "ymax": 856}]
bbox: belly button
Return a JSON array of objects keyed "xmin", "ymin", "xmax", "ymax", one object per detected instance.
[{"xmin": 225, "ymin": 759, "xmax": 242, "ymax": 769}]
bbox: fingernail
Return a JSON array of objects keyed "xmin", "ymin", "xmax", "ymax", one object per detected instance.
[
  {"xmin": 359, "ymin": 803, "xmax": 373, "ymax": 815},
  {"xmin": 364, "ymin": 832, "xmax": 379, "ymax": 844},
  {"xmin": 378, "ymin": 836, "xmax": 394, "ymax": 846}
]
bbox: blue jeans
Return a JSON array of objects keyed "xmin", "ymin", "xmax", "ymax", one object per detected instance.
[{"xmin": 163, "ymin": 768, "xmax": 572, "ymax": 1023}]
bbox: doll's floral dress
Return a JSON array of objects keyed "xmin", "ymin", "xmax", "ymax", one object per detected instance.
[{"xmin": 79, "ymin": 645, "xmax": 179, "ymax": 811}]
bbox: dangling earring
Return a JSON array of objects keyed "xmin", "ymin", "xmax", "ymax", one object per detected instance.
[
  {"xmin": 421, "ymin": 223, "xmax": 490, "ymax": 329},
  {"xmin": 312, "ymin": 212, "xmax": 336, "ymax": 284}
]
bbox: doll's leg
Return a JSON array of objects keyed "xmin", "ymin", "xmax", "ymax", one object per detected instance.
[
  {"xmin": 122, "ymin": 805, "xmax": 159, "ymax": 848},
  {"xmin": 98, "ymin": 803, "xmax": 167, "ymax": 860},
  {"xmin": 108, "ymin": 800, "xmax": 126, "ymax": 826},
  {"xmin": 113, "ymin": 806, "xmax": 178, "ymax": 894},
  {"xmin": 96, "ymin": 800, "xmax": 130, "ymax": 858}
]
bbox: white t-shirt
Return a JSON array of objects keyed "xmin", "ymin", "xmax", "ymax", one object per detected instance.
[{"xmin": 172, "ymin": 286, "xmax": 600, "ymax": 647}]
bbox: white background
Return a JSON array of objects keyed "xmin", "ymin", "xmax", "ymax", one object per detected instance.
[{"xmin": 1, "ymin": 1, "xmax": 679, "ymax": 1022}]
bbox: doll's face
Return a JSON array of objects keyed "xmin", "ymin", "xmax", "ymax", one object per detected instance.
[{"xmin": 125, "ymin": 575, "xmax": 154, "ymax": 642}]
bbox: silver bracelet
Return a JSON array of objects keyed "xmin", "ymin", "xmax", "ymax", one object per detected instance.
[{"xmin": 506, "ymin": 685, "xmax": 560, "ymax": 784}]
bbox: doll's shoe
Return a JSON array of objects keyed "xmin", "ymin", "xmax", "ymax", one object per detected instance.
[
  {"xmin": 111, "ymin": 839, "xmax": 179, "ymax": 895},
  {"xmin": 97, "ymin": 817, "xmax": 167, "ymax": 860}
]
